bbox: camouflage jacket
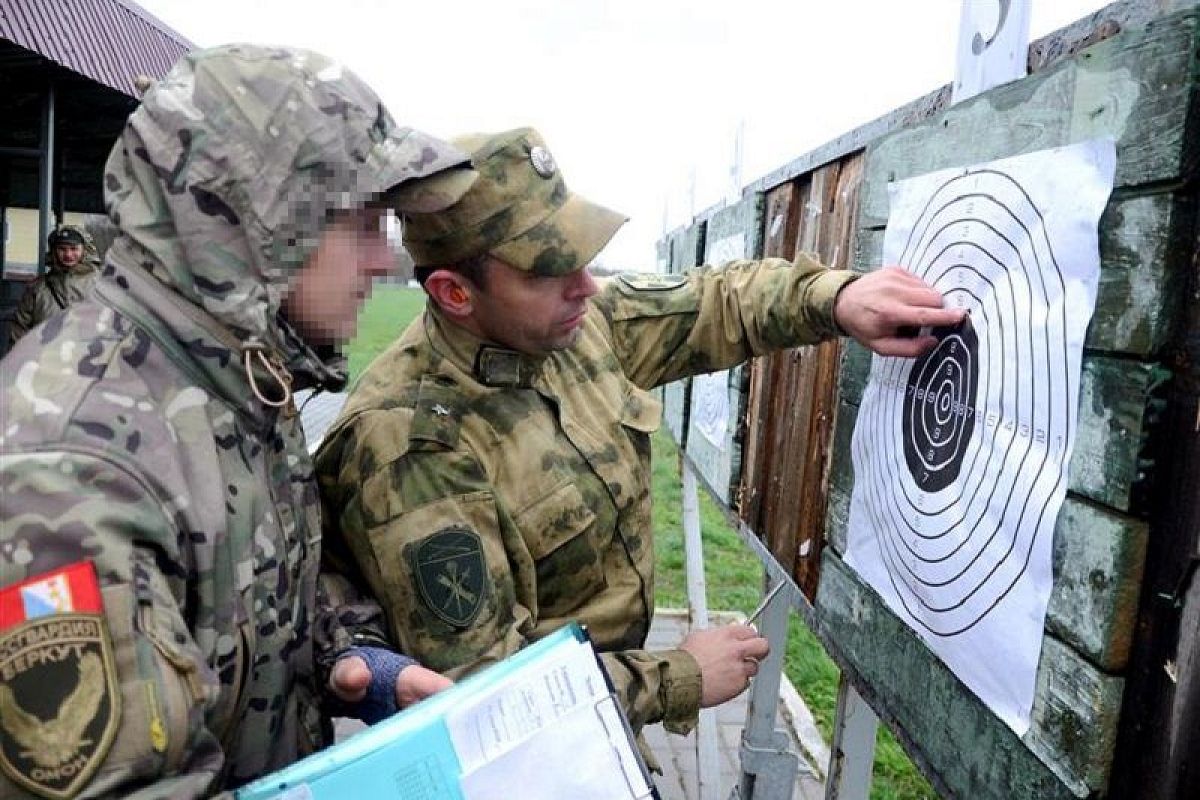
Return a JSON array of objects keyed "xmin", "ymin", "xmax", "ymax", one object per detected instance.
[
  {"xmin": 315, "ymin": 256, "xmax": 854, "ymax": 738},
  {"xmin": 0, "ymin": 45, "xmax": 463, "ymax": 799},
  {"xmin": 8, "ymin": 226, "xmax": 101, "ymax": 346}
]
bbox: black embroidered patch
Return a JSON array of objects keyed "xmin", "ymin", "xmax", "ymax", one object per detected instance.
[
  {"xmin": 0, "ymin": 564, "xmax": 120, "ymax": 799},
  {"xmin": 407, "ymin": 527, "xmax": 487, "ymax": 628}
]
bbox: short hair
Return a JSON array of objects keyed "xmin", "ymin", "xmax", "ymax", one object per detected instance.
[{"xmin": 414, "ymin": 252, "xmax": 491, "ymax": 291}]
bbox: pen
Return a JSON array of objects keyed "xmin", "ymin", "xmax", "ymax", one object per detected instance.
[{"xmin": 746, "ymin": 581, "xmax": 789, "ymax": 626}]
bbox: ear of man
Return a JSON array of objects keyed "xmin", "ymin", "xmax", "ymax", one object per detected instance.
[{"xmin": 425, "ymin": 269, "xmax": 475, "ymax": 318}]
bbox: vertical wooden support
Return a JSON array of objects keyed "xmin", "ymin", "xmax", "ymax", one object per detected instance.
[
  {"xmin": 682, "ymin": 465, "xmax": 721, "ymax": 800},
  {"xmin": 824, "ymin": 679, "xmax": 878, "ymax": 800}
]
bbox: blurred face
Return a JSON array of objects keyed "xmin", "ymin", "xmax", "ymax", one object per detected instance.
[
  {"xmin": 283, "ymin": 207, "xmax": 397, "ymax": 346},
  {"xmin": 468, "ymin": 257, "xmax": 599, "ymax": 356},
  {"xmin": 54, "ymin": 243, "xmax": 83, "ymax": 268}
]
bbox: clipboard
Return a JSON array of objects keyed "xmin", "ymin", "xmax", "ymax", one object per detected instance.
[{"xmin": 236, "ymin": 623, "xmax": 658, "ymax": 800}]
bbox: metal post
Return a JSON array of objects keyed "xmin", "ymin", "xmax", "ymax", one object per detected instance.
[
  {"xmin": 682, "ymin": 464, "xmax": 722, "ymax": 800},
  {"xmin": 735, "ymin": 578, "xmax": 798, "ymax": 800},
  {"xmin": 824, "ymin": 677, "xmax": 878, "ymax": 800},
  {"xmin": 37, "ymin": 81, "xmax": 55, "ymax": 276}
]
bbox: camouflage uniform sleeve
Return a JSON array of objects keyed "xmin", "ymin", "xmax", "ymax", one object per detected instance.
[
  {"xmin": 599, "ymin": 648, "xmax": 702, "ymax": 734},
  {"xmin": 0, "ymin": 451, "xmax": 224, "ymax": 799},
  {"xmin": 315, "ymin": 413, "xmax": 530, "ymax": 682},
  {"xmin": 597, "ymin": 255, "xmax": 858, "ymax": 389},
  {"xmin": 310, "ymin": 542, "xmax": 398, "ymax": 715}
]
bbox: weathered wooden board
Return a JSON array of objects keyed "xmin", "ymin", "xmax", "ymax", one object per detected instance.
[
  {"xmin": 816, "ymin": 552, "xmax": 1124, "ymax": 798},
  {"xmin": 859, "ymin": 8, "xmax": 1200, "ymax": 228},
  {"xmin": 838, "ymin": 345, "xmax": 1165, "ymax": 513},
  {"xmin": 827, "ymin": 400, "xmax": 1150, "ymax": 671},
  {"xmin": 684, "ymin": 197, "xmax": 764, "ymax": 503},
  {"xmin": 739, "ymin": 182, "xmax": 800, "ymax": 528},
  {"xmin": 855, "ymin": 192, "xmax": 1192, "ymax": 358}
]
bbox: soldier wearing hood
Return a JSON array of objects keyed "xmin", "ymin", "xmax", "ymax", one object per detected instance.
[
  {"xmin": 7, "ymin": 225, "xmax": 101, "ymax": 346},
  {"xmin": 0, "ymin": 45, "xmax": 477, "ymax": 798}
]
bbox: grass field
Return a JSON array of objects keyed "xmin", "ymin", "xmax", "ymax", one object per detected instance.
[{"xmin": 347, "ymin": 286, "xmax": 934, "ymax": 800}]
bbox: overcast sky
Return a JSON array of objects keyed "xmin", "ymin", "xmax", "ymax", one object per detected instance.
[{"xmin": 136, "ymin": 0, "xmax": 1108, "ymax": 270}]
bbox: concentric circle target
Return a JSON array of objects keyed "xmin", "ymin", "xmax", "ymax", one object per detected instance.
[{"xmin": 851, "ymin": 167, "xmax": 1079, "ymax": 637}]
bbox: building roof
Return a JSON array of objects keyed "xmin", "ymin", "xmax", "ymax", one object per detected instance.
[{"xmin": 0, "ymin": 0, "xmax": 192, "ymax": 97}]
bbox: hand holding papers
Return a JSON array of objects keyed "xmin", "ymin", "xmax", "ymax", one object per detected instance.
[{"xmin": 236, "ymin": 624, "xmax": 654, "ymax": 800}]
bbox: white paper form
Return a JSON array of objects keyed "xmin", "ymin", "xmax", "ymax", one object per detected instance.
[
  {"xmin": 446, "ymin": 638, "xmax": 608, "ymax": 772},
  {"xmin": 845, "ymin": 140, "xmax": 1115, "ymax": 735},
  {"xmin": 457, "ymin": 696, "xmax": 652, "ymax": 800}
]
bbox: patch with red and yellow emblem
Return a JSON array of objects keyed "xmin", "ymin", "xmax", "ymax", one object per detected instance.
[{"xmin": 0, "ymin": 562, "xmax": 120, "ymax": 799}]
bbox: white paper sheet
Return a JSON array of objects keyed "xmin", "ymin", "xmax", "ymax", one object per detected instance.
[
  {"xmin": 844, "ymin": 139, "xmax": 1115, "ymax": 734},
  {"xmin": 446, "ymin": 639, "xmax": 607, "ymax": 772},
  {"xmin": 692, "ymin": 370, "xmax": 730, "ymax": 448}
]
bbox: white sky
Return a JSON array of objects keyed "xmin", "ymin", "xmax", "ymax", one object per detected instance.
[{"xmin": 136, "ymin": 0, "xmax": 1108, "ymax": 269}]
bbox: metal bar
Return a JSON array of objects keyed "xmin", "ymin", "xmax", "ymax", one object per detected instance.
[
  {"xmin": 824, "ymin": 677, "xmax": 878, "ymax": 800},
  {"xmin": 737, "ymin": 577, "xmax": 797, "ymax": 800},
  {"xmin": 682, "ymin": 464, "xmax": 722, "ymax": 800},
  {"xmin": 37, "ymin": 80, "xmax": 55, "ymax": 276}
]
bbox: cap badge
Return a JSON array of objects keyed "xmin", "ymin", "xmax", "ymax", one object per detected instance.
[{"xmin": 529, "ymin": 146, "xmax": 556, "ymax": 179}]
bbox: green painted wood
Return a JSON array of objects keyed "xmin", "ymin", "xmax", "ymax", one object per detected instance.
[
  {"xmin": 858, "ymin": 8, "xmax": 1199, "ymax": 228},
  {"xmin": 854, "ymin": 192, "xmax": 1191, "ymax": 358},
  {"xmin": 826, "ymin": 400, "xmax": 1149, "ymax": 671},
  {"xmin": 685, "ymin": 197, "xmax": 765, "ymax": 503},
  {"xmin": 838, "ymin": 348, "xmax": 1162, "ymax": 512},
  {"xmin": 816, "ymin": 552, "xmax": 1124, "ymax": 798}
]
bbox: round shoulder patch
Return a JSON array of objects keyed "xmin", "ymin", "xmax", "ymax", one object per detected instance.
[
  {"xmin": 407, "ymin": 526, "xmax": 487, "ymax": 628},
  {"xmin": 617, "ymin": 273, "xmax": 687, "ymax": 291}
]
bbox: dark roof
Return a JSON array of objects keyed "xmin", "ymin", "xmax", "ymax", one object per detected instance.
[{"xmin": 0, "ymin": 0, "xmax": 193, "ymax": 97}]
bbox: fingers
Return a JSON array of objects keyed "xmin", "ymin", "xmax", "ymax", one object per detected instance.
[
  {"xmin": 328, "ymin": 655, "xmax": 370, "ymax": 703},
  {"xmin": 395, "ymin": 665, "xmax": 454, "ymax": 710}
]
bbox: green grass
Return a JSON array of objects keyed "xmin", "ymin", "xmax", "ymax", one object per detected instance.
[
  {"xmin": 346, "ymin": 284, "xmax": 428, "ymax": 378},
  {"xmin": 346, "ymin": 287, "xmax": 935, "ymax": 799}
]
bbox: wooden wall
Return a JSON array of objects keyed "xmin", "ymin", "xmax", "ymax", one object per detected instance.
[{"xmin": 657, "ymin": 2, "xmax": 1200, "ymax": 797}]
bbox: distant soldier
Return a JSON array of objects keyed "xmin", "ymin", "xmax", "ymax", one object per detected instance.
[
  {"xmin": 0, "ymin": 44, "xmax": 476, "ymax": 798},
  {"xmin": 314, "ymin": 126, "xmax": 964, "ymax": 767},
  {"xmin": 8, "ymin": 224, "xmax": 100, "ymax": 346}
]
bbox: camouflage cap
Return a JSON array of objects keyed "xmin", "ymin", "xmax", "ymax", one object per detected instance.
[{"xmin": 402, "ymin": 127, "xmax": 627, "ymax": 276}]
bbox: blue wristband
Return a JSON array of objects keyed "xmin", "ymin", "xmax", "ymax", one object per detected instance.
[{"xmin": 338, "ymin": 646, "xmax": 417, "ymax": 724}]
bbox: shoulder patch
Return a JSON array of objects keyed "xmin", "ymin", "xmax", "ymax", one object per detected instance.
[
  {"xmin": 618, "ymin": 273, "xmax": 687, "ymax": 291},
  {"xmin": 407, "ymin": 526, "xmax": 487, "ymax": 628},
  {"xmin": 0, "ymin": 562, "xmax": 120, "ymax": 799}
]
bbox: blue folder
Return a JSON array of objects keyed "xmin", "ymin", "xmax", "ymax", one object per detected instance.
[{"xmin": 236, "ymin": 624, "xmax": 654, "ymax": 800}]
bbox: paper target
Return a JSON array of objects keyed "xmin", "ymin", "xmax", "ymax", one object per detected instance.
[{"xmin": 845, "ymin": 139, "xmax": 1115, "ymax": 734}]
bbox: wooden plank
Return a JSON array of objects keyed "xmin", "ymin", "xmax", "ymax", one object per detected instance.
[
  {"xmin": 816, "ymin": 552, "xmax": 1124, "ymax": 799},
  {"xmin": 1108, "ymin": 222, "xmax": 1200, "ymax": 797},
  {"xmin": 855, "ymin": 192, "xmax": 1190, "ymax": 359},
  {"xmin": 827, "ymin": 399, "xmax": 1150, "ymax": 671},
  {"xmin": 859, "ymin": 8, "xmax": 1199, "ymax": 228},
  {"xmin": 687, "ymin": 198, "xmax": 765, "ymax": 503},
  {"xmin": 739, "ymin": 183, "xmax": 800, "ymax": 526},
  {"xmin": 838, "ymin": 348, "xmax": 1163, "ymax": 513}
]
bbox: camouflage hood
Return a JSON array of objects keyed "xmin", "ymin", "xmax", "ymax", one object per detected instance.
[
  {"xmin": 102, "ymin": 44, "xmax": 471, "ymax": 397},
  {"xmin": 47, "ymin": 223, "xmax": 102, "ymax": 276}
]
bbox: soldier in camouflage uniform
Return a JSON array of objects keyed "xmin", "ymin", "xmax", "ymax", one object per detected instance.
[
  {"xmin": 0, "ymin": 45, "xmax": 478, "ymax": 799},
  {"xmin": 314, "ymin": 128, "xmax": 964, "ymax": 755},
  {"xmin": 8, "ymin": 225, "xmax": 101, "ymax": 346}
]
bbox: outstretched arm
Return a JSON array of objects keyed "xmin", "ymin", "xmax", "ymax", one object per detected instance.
[{"xmin": 833, "ymin": 266, "xmax": 966, "ymax": 357}]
